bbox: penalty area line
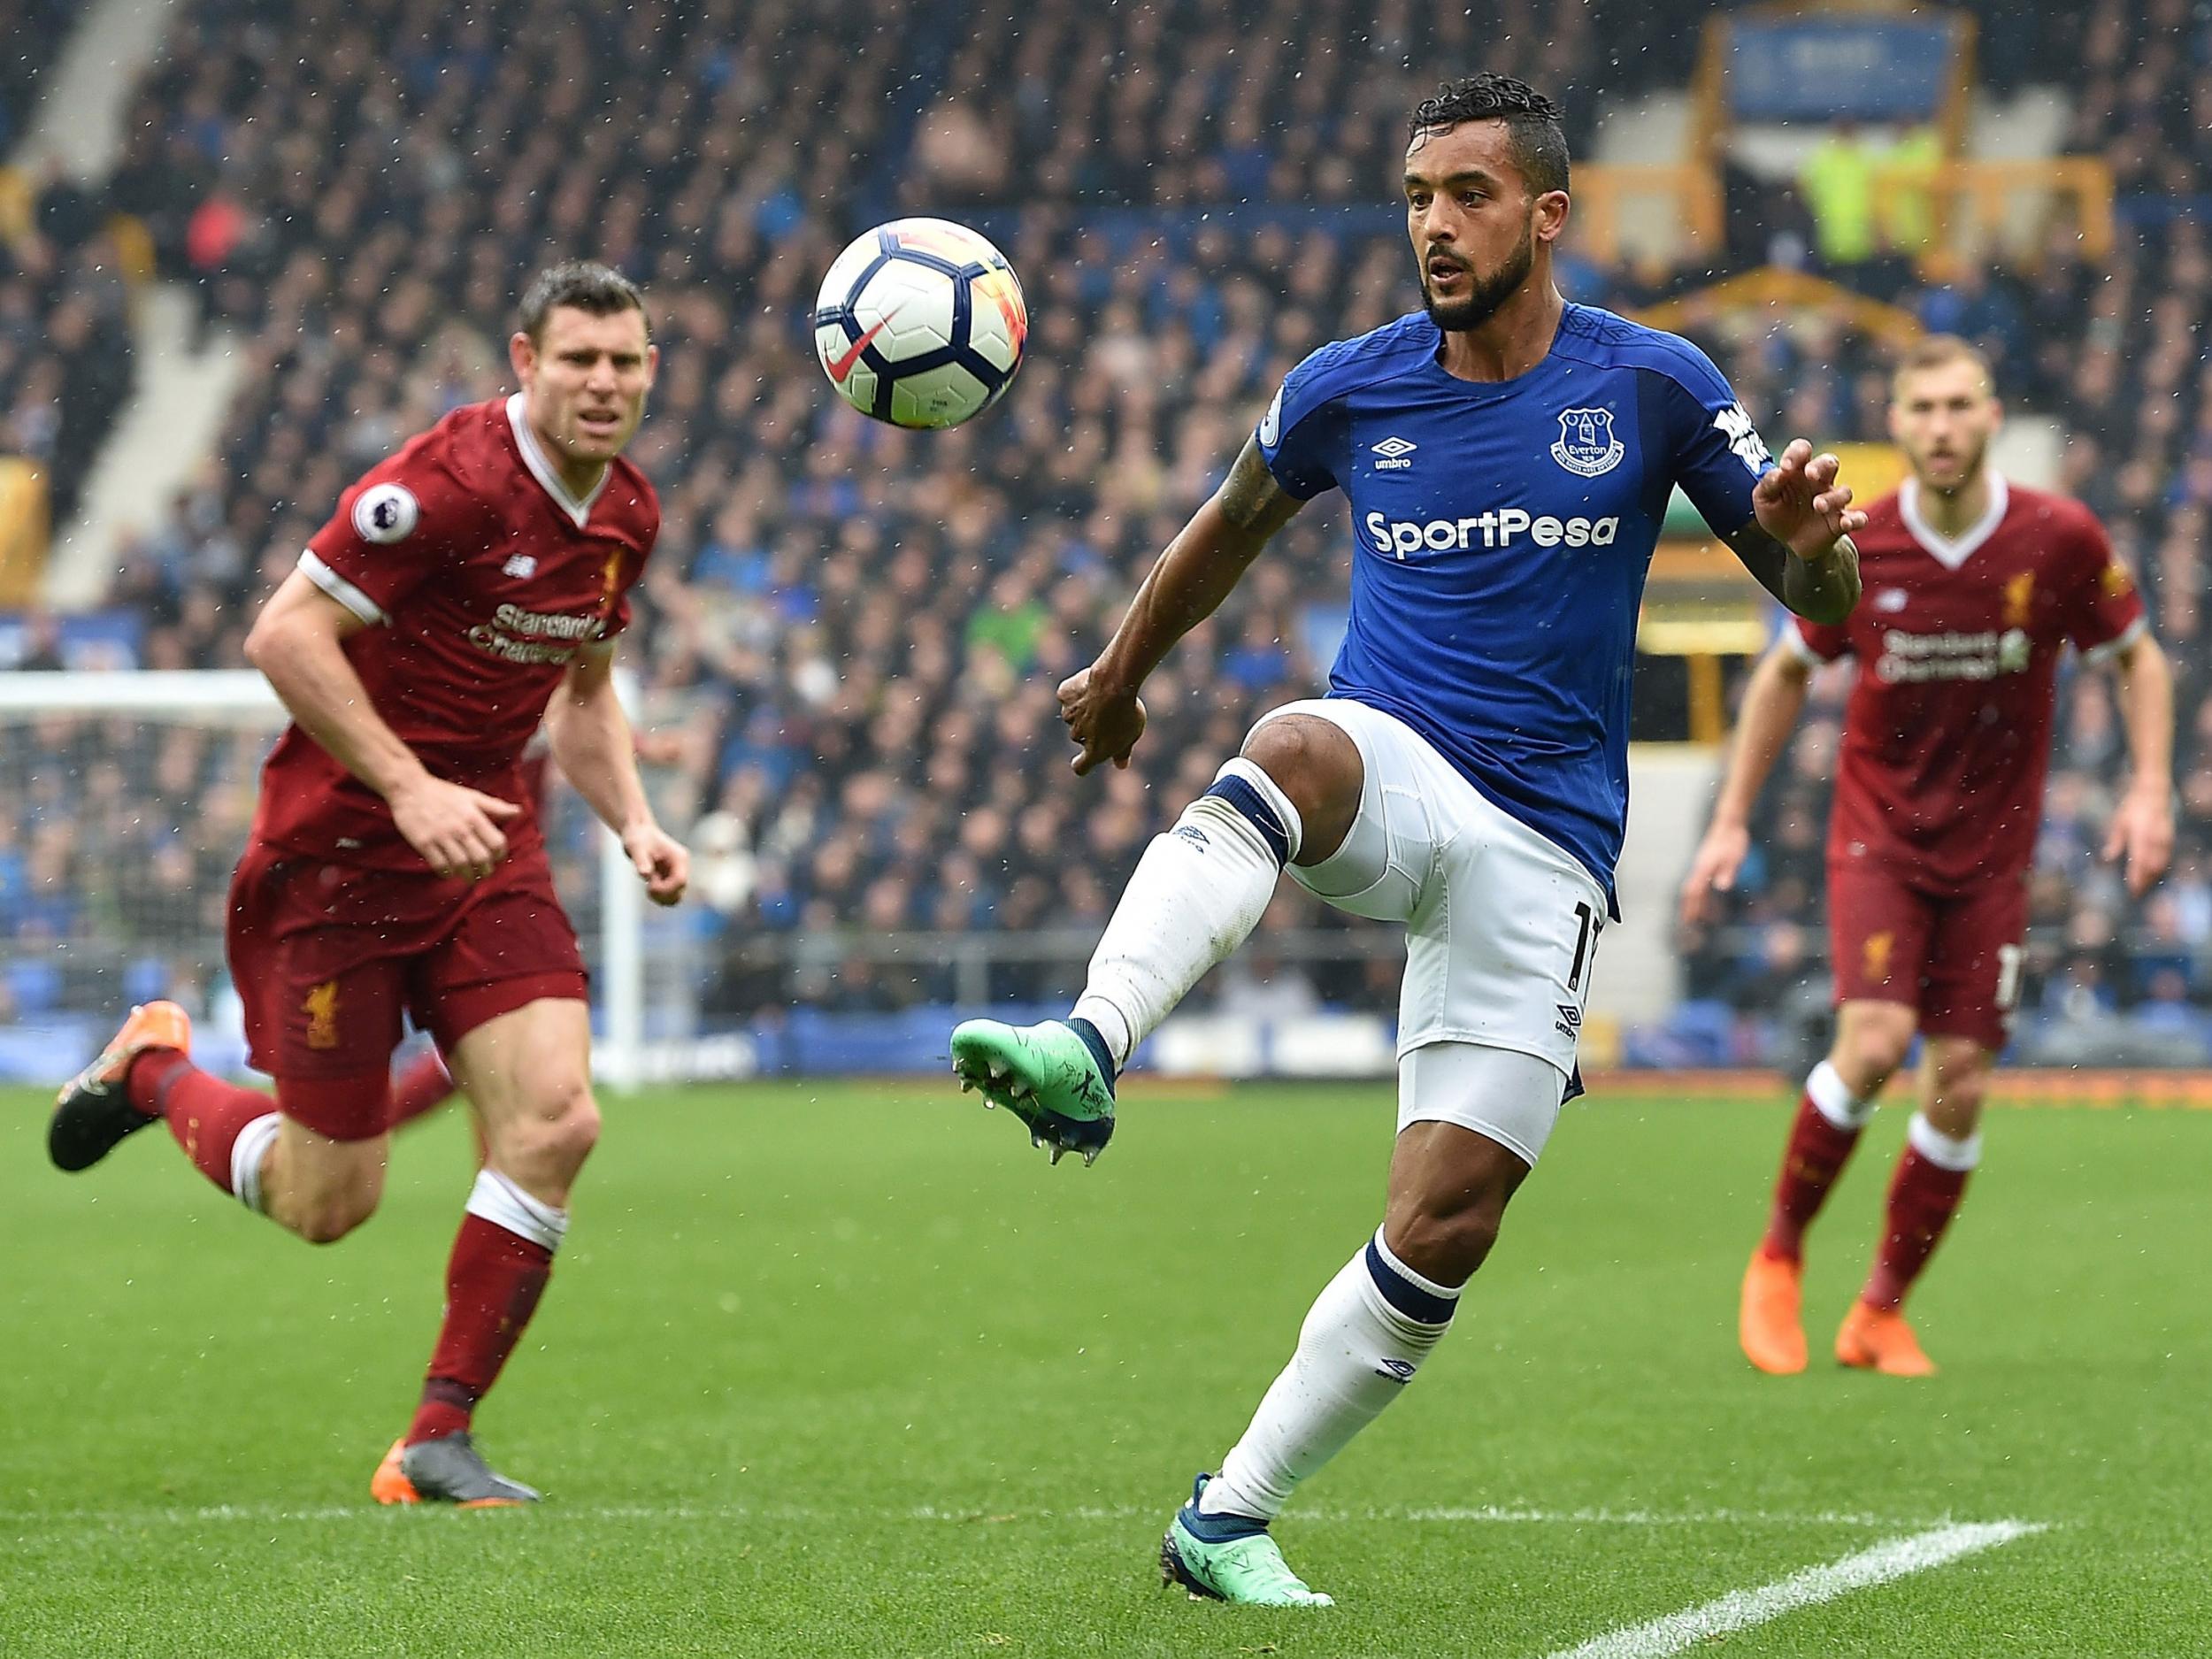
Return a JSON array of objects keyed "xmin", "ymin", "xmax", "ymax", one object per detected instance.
[{"xmin": 1541, "ymin": 1519, "xmax": 2047, "ymax": 1659}]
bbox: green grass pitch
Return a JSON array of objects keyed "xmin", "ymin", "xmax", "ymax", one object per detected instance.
[{"xmin": 2, "ymin": 1079, "xmax": 2206, "ymax": 1656}]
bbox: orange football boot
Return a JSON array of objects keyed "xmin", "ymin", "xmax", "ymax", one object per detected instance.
[
  {"xmin": 49, "ymin": 1001, "xmax": 193, "ymax": 1171},
  {"xmin": 373, "ymin": 1434, "xmax": 539, "ymax": 1506},
  {"xmin": 1835, "ymin": 1302, "xmax": 1938, "ymax": 1377},
  {"xmin": 371, "ymin": 1439, "xmax": 421, "ymax": 1505},
  {"xmin": 1739, "ymin": 1249, "xmax": 1809, "ymax": 1375}
]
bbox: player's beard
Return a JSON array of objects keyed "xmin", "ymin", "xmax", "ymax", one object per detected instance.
[
  {"xmin": 1918, "ymin": 435, "xmax": 1989, "ymax": 498},
  {"xmin": 1423, "ymin": 219, "xmax": 1536, "ymax": 334}
]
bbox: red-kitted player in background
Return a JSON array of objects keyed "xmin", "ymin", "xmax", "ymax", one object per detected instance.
[{"xmin": 1683, "ymin": 334, "xmax": 2174, "ymax": 1377}]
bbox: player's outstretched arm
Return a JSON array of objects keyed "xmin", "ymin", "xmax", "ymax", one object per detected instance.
[
  {"xmin": 1678, "ymin": 644, "xmax": 1813, "ymax": 926},
  {"xmin": 2103, "ymin": 631, "xmax": 2176, "ymax": 896},
  {"xmin": 1058, "ymin": 437, "xmax": 1305, "ymax": 774},
  {"xmin": 1732, "ymin": 439, "xmax": 1865, "ymax": 624},
  {"xmin": 546, "ymin": 642, "xmax": 688, "ymax": 905},
  {"xmin": 243, "ymin": 570, "xmax": 520, "ymax": 880}
]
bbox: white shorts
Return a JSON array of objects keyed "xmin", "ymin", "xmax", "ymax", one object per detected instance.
[{"xmin": 1255, "ymin": 697, "xmax": 1609, "ymax": 1163}]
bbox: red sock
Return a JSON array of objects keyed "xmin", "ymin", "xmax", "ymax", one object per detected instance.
[
  {"xmin": 388, "ymin": 1048, "xmax": 457, "ymax": 1133},
  {"xmin": 408, "ymin": 1189, "xmax": 558, "ymax": 1445},
  {"xmin": 131, "ymin": 1050, "xmax": 279, "ymax": 1196},
  {"xmin": 1759, "ymin": 1094, "xmax": 1863, "ymax": 1263},
  {"xmin": 1862, "ymin": 1146, "xmax": 1971, "ymax": 1312}
]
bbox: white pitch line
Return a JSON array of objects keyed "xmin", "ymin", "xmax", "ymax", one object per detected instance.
[
  {"xmin": 2, "ymin": 1501, "xmax": 1992, "ymax": 1532},
  {"xmin": 1376, "ymin": 1505, "xmax": 1925, "ymax": 1528},
  {"xmin": 1542, "ymin": 1520, "xmax": 2047, "ymax": 1659}
]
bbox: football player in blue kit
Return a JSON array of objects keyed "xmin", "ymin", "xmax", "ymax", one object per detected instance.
[{"xmin": 952, "ymin": 73, "xmax": 1864, "ymax": 1606}]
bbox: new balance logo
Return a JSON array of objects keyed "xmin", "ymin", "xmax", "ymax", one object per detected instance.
[
  {"xmin": 1555, "ymin": 1003, "xmax": 1583, "ymax": 1041},
  {"xmin": 503, "ymin": 554, "xmax": 538, "ymax": 579},
  {"xmin": 1371, "ymin": 436, "xmax": 1417, "ymax": 470}
]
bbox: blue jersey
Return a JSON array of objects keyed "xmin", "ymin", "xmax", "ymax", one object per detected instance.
[{"xmin": 1256, "ymin": 302, "xmax": 1775, "ymax": 910}]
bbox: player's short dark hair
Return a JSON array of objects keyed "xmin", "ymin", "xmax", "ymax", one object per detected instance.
[
  {"xmin": 1409, "ymin": 74, "xmax": 1570, "ymax": 198},
  {"xmin": 518, "ymin": 260, "xmax": 649, "ymax": 344}
]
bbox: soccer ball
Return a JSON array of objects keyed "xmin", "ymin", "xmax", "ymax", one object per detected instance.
[{"xmin": 812, "ymin": 218, "xmax": 1027, "ymax": 429}]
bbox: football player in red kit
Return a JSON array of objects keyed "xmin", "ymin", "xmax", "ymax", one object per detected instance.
[
  {"xmin": 1682, "ymin": 334, "xmax": 2174, "ymax": 1377},
  {"xmin": 50, "ymin": 263, "xmax": 689, "ymax": 1502}
]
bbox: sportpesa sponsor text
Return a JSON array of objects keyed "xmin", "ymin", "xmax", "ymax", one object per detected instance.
[{"xmin": 1364, "ymin": 509, "xmax": 1621, "ymax": 558}]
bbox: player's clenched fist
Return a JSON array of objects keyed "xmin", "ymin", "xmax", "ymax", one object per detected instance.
[
  {"xmin": 622, "ymin": 821, "xmax": 690, "ymax": 906},
  {"xmin": 389, "ymin": 775, "xmax": 522, "ymax": 881},
  {"xmin": 1678, "ymin": 819, "xmax": 1750, "ymax": 926},
  {"xmin": 1057, "ymin": 664, "xmax": 1148, "ymax": 775}
]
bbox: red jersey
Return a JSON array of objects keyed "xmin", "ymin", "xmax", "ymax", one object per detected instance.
[
  {"xmin": 1791, "ymin": 476, "xmax": 2144, "ymax": 892},
  {"xmin": 253, "ymin": 395, "xmax": 659, "ymax": 869}
]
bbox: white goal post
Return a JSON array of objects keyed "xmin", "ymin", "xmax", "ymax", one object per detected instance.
[{"xmin": 0, "ymin": 669, "xmax": 649, "ymax": 1086}]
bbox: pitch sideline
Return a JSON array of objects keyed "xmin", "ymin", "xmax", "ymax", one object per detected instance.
[{"xmin": 1540, "ymin": 1519, "xmax": 2047, "ymax": 1659}]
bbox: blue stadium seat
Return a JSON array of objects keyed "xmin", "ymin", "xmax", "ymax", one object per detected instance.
[{"xmin": 5, "ymin": 957, "xmax": 65, "ymax": 1015}]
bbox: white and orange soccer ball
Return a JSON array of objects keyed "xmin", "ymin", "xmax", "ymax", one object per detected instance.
[{"xmin": 812, "ymin": 218, "xmax": 1026, "ymax": 429}]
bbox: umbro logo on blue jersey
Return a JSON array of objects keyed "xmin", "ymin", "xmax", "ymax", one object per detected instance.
[{"xmin": 1371, "ymin": 435, "xmax": 1417, "ymax": 471}]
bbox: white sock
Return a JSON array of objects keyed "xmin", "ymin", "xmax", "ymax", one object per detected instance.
[
  {"xmin": 1907, "ymin": 1112, "xmax": 1982, "ymax": 1172},
  {"xmin": 1070, "ymin": 758, "xmax": 1300, "ymax": 1066},
  {"xmin": 1200, "ymin": 1228, "xmax": 1459, "ymax": 1522},
  {"xmin": 230, "ymin": 1112, "xmax": 283, "ymax": 1216},
  {"xmin": 465, "ymin": 1168, "xmax": 570, "ymax": 1250},
  {"xmin": 1806, "ymin": 1060, "xmax": 1876, "ymax": 1131}
]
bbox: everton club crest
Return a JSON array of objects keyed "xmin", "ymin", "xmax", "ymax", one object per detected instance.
[{"xmin": 1551, "ymin": 407, "xmax": 1624, "ymax": 478}]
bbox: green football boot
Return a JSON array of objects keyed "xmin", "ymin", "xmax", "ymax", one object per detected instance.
[
  {"xmin": 1159, "ymin": 1474, "xmax": 1334, "ymax": 1607},
  {"xmin": 949, "ymin": 1017, "xmax": 1115, "ymax": 1164}
]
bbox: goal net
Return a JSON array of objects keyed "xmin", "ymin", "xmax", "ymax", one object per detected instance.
[{"xmin": 0, "ymin": 669, "xmax": 666, "ymax": 1086}]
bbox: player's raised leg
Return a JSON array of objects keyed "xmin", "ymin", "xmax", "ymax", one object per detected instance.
[
  {"xmin": 1740, "ymin": 999, "xmax": 1915, "ymax": 1374},
  {"xmin": 52, "ymin": 1000, "xmax": 389, "ymax": 1241},
  {"xmin": 1167, "ymin": 1048, "xmax": 1558, "ymax": 1606},
  {"xmin": 254, "ymin": 1112, "xmax": 389, "ymax": 1241},
  {"xmin": 376, "ymin": 997, "xmax": 596, "ymax": 1507},
  {"xmin": 952, "ymin": 713, "xmax": 1361, "ymax": 1161},
  {"xmin": 1837, "ymin": 1034, "xmax": 1987, "ymax": 1377}
]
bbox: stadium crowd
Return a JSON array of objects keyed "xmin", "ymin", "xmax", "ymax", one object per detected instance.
[
  {"xmin": 0, "ymin": 208, "xmax": 134, "ymax": 537},
  {"xmin": 1, "ymin": 0, "xmax": 2208, "ymax": 1059}
]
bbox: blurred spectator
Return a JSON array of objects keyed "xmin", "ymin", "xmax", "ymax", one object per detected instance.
[{"xmin": 1801, "ymin": 124, "xmax": 1884, "ymax": 269}]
